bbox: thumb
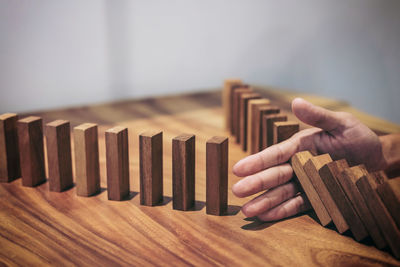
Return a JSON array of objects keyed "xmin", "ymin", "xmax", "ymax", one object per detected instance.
[{"xmin": 292, "ymin": 98, "xmax": 344, "ymax": 131}]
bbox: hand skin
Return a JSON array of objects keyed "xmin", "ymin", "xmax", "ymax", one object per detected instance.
[{"xmin": 232, "ymin": 97, "xmax": 400, "ymax": 222}]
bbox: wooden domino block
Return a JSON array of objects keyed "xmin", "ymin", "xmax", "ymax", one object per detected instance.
[
  {"xmin": 0, "ymin": 113, "xmax": 20, "ymax": 182},
  {"xmin": 140, "ymin": 131, "xmax": 163, "ymax": 206},
  {"xmin": 247, "ymin": 99, "xmax": 270, "ymax": 154},
  {"xmin": 304, "ymin": 154, "xmax": 349, "ymax": 233},
  {"xmin": 46, "ymin": 120, "xmax": 73, "ymax": 192},
  {"xmin": 251, "ymin": 105, "xmax": 280, "ymax": 154},
  {"xmin": 17, "ymin": 116, "xmax": 46, "ymax": 187},
  {"xmin": 74, "ymin": 123, "xmax": 101, "ymax": 197},
  {"xmin": 356, "ymin": 174, "xmax": 400, "ymax": 258},
  {"xmin": 206, "ymin": 136, "xmax": 228, "ymax": 215},
  {"xmin": 319, "ymin": 160, "xmax": 368, "ymax": 241},
  {"xmin": 172, "ymin": 134, "xmax": 195, "ymax": 210},
  {"xmin": 377, "ymin": 177, "xmax": 400, "ymax": 228},
  {"xmin": 232, "ymin": 87, "xmax": 252, "ymax": 138},
  {"xmin": 337, "ymin": 165, "xmax": 387, "ymax": 249},
  {"xmin": 261, "ymin": 114, "xmax": 287, "ymax": 150},
  {"xmin": 239, "ymin": 93, "xmax": 260, "ymax": 148},
  {"xmin": 291, "ymin": 151, "xmax": 332, "ymax": 226},
  {"xmin": 273, "ymin": 121, "xmax": 299, "ymax": 145},
  {"xmin": 106, "ymin": 126, "xmax": 130, "ymax": 201},
  {"xmin": 223, "ymin": 79, "xmax": 242, "ymax": 132}
]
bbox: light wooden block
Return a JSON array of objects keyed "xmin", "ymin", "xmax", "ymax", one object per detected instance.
[
  {"xmin": 247, "ymin": 99, "xmax": 270, "ymax": 155},
  {"xmin": 251, "ymin": 105, "xmax": 279, "ymax": 154},
  {"xmin": 261, "ymin": 114, "xmax": 287, "ymax": 150},
  {"xmin": 222, "ymin": 79, "xmax": 242, "ymax": 132},
  {"xmin": 232, "ymin": 87, "xmax": 252, "ymax": 138},
  {"xmin": 0, "ymin": 113, "xmax": 21, "ymax": 182},
  {"xmin": 272, "ymin": 121, "xmax": 299, "ymax": 145},
  {"xmin": 239, "ymin": 93, "xmax": 260, "ymax": 149},
  {"xmin": 377, "ymin": 177, "xmax": 400, "ymax": 228}
]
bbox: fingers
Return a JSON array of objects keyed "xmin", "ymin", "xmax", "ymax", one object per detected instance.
[
  {"xmin": 241, "ymin": 182, "xmax": 299, "ymax": 218},
  {"xmin": 257, "ymin": 194, "xmax": 311, "ymax": 222},
  {"xmin": 232, "ymin": 163, "xmax": 293, "ymax": 198}
]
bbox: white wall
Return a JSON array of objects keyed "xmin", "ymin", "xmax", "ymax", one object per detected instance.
[{"xmin": 1, "ymin": 0, "xmax": 399, "ymax": 123}]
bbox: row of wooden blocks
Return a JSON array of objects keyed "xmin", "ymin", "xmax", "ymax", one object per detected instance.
[
  {"xmin": 291, "ymin": 151, "xmax": 400, "ymax": 258},
  {"xmin": 222, "ymin": 79, "xmax": 299, "ymax": 154},
  {"xmin": 0, "ymin": 113, "xmax": 229, "ymax": 215}
]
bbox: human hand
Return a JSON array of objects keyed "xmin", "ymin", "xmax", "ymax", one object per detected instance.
[{"xmin": 232, "ymin": 97, "xmax": 386, "ymax": 221}]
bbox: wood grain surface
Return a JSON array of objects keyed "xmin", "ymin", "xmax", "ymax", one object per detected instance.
[{"xmin": 1, "ymin": 90, "xmax": 399, "ymax": 266}]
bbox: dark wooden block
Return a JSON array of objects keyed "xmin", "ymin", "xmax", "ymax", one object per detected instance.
[
  {"xmin": 377, "ymin": 177, "xmax": 400, "ymax": 228},
  {"xmin": 223, "ymin": 79, "xmax": 242, "ymax": 132},
  {"xmin": 251, "ymin": 105, "xmax": 280, "ymax": 154},
  {"xmin": 291, "ymin": 151, "xmax": 332, "ymax": 226},
  {"xmin": 106, "ymin": 126, "xmax": 130, "ymax": 201},
  {"xmin": 172, "ymin": 134, "xmax": 195, "ymax": 210},
  {"xmin": 206, "ymin": 136, "xmax": 228, "ymax": 215},
  {"xmin": 239, "ymin": 93, "xmax": 260, "ymax": 149},
  {"xmin": 232, "ymin": 87, "xmax": 252, "ymax": 138},
  {"xmin": 0, "ymin": 113, "xmax": 21, "ymax": 182},
  {"xmin": 73, "ymin": 123, "xmax": 101, "ymax": 197},
  {"xmin": 356, "ymin": 174, "xmax": 400, "ymax": 258},
  {"xmin": 338, "ymin": 165, "xmax": 387, "ymax": 249},
  {"xmin": 247, "ymin": 99, "xmax": 270, "ymax": 154},
  {"xmin": 45, "ymin": 120, "xmax": 73, "ymax": 192},
  {"xmin": 17, "ymin": 116, "xmax": 46, "ymax": 187},
  {"xmin": 273, "ymin": 121, "xmax": 299, "ymax": 145},
  {"xmin": 261, "ymin": 114, "xmax": 287, "ymax": 150},
  {"xmin": 140, "ymin": 131, "xmax": 163, "ymax": 206},
  {"xmin": 319, "ymin": 160, "xmax": 368, "ymax": 241}
]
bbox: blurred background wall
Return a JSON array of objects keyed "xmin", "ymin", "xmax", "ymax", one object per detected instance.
[{"xmin": 1, "ymin": 0, "xmax": 399, "ymax": 123}]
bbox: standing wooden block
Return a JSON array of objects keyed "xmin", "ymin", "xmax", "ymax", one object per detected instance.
[
  {"xmin": 304, "ymin": 155, "xmax": 349, "ymax": 233},
  {"xmin": 251, "ymin": 105, "xmax": 280, "ymax": 154},
  {"xmin": 106, "ymin": 126, "xmax": 130, "ymax": 201},
  {"xmin": 356, "ymin": 174, "xmax": 400, "ymax": 258},
  {"xmin": 273, "ymin": 121, "xmax": 299, "ymax": 145},
  {"xmin": 223, "ymin": 79, "xmax": 242, "ymax": 132},
  {"xmin": 17, "ymin": 116, "xmax": 46, "ymax": 187},
  {"xmin": 337, "ymin": 165, "xmax": 387, "ymax": 249},
  {"xmin": 319, "ymin": 160, "xmax": 368, "ymax": 241},
  {"xmin": 172, "ymin": 134, "xmax": 195, "ymax": 211},
  {"xmin": 291, "ymin": 151, "xmax": 332, "ymax": 226},
  {"xmin": 239, "ymin": 93, "xmax": 260, "ymax": 148},
  {"xmin": 261, "ymin": 114, "xmax": 287, "ymax": 150},
  {"xmin": 74, "ymin": 123, "xmax": 100, "ymax": 197},
  {"xmin": 140, "ymin": 131, "xmax": 163, "ymax": 206},
  {"xmin": 206, "ymin": 136, "xmax": 228, "ymax": 215},
  {"xmin": 247, "ymin": 99, "xmax": 270, "ymax": 154},
  {"xmin": 377, "ymin": 178, "xmax": 400, "ymax": 228},
  {"xmin": 232, "ymin": 87, "xmax": 252, "ymax": 138},
  {"xmin": 0, "ymin": 113, "xmax": 20, "ymax": 182},
  {"xmin": 46, "ymin": 120, "xmax": 73, "ymax": 192}
]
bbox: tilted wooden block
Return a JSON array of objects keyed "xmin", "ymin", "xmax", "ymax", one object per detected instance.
[
  {"xmin": 291, "ymin": 151, "xmax": 332, "ymax": 226},
  {"xmin": 206, "ymin": 136, "xmax": 228, "ymax": 215},
  {"xmin": 46, "ymin": 120, "xmax": 73, "ymax": 192},
  {"xmin": 239, "ymin": 93, "xmax": 260, "ymax": 149},
  {"xmin": 273, "ymin": 121, "xmax": 299, "ymax": 145},
  {"xmin": 223, "ymin": 79, "xmax": 242, "ymax": 132},
  {"xmin": 261, "ymin": 113, "xmax": 287, "ymax": 150},
  {"xmin": 0, "ymin": 113, "xmax": 21, "ymax": 182},
  {"xmin": 319, "ymin": 160, "xmax": 368, "ymax": 241},
  {"xmin": 377, "ymin": 177, "xmax": 400, "ymax": 228},
  {"xmin": 232, "ymin": 87, "xmax": 252, "ymax": 138},
  {"xmin": 140, "ymin": 131, "xmax": 163, "ymax": 206},
  {"xmin": 247, "ymin": 99, "xmax": 270, "ymax": 155},
  {"xmin": 172, "ymin": 134, "xmax": 195, "ymax": 211},
  {"xmin": 251, "ymin": 105, "xmax": 280, "ymax": 154},
  {"xmin": 304, "ymin": 154, "xmax": 349, "ymax": 233},
  {"xmin": 74, "ymin": 123, "xmax": 101, "ymax": 197},
  {"xmin": 356, "ymin": 174, "xmax": 400, "ymax": 258},
  {"xmin": 337, "ymin": 165, "xmax": 387, "ymax": 249},
  {"xmin": 106, "ymin": 126, "xmax": 130, "ymax": 201},
  {"xmin": 17, "ymin": 116, "xmax": 46, "ymax": 187}
]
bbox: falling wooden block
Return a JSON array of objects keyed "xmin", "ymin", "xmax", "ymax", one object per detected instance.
[
  {"xmin": 140, "ymin": 131, "xmax": 163, "ymax": 206},
  {"xmin": 356, "ymin": 174, "xmax": 400, "ymax": 258},
  {"xmin": 319, "ymin": 160, "xmax": 368, "ymax": 241},
  {"xmin": 74, "ymin": 123, "xmax": 101, "ymax": 197},
  {"xmin": 251, "ymin": 105, "xmax": 280, "ymax": 154},
  {"xmin": 232, "ymin": 87, "xmax": 252, "ymax": 138},
  {"xmin": 273, "ymin": 121, "xmax": 299, "ymax": 145},
  {"xmin": 172, "ymin": 134, "xmax": 195, "ymax": 211},
  {"xmin": 337, "ymin": 165, "xmax": 387, "ymax": 249},
  {"xmin": 105, "ymin": 126, "xmax": 130, "ymax": 201},
  {"xmin": 206, "ymin": 136, "xmax": 228, "ymax": 215},
  {"xmin": 377, "ymin": 177, "xmax": 400, "ymax": 228},
  {"xmin": 223, "ymin": 79, "xmax": 242, "ymax": 132},
  {"xmin": 247, "ymin": 99, "xmax": 270, "ymax": 154},
  {"xmin": 239, "ymin": 93, "xmax": 260, "ymax": 148},
  {"xmin": 261, "ymin": 114, "xmax": 287, "ymax": 150},
  {"xmin": 304, "ymin": 154, "xmax": 349, "ymax": 233},
  {"xmin": 45, "ymin": 120, "xmax": 73, "ymax": 192},
  {"xmin": 17, "ymin": 116, "xmax": 46, "ymax": 187},
  {"xmin": 0, "ymin": 113, "xmax": 20, "ymax": 182},
  {"xmin": 291, "ymin": 151, "xmax": 332, "ymax": 226}
]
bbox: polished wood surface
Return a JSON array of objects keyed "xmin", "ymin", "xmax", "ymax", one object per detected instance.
[{"xmin": 1, "ymin": 89, "xmax": 400, "ymax": 266}]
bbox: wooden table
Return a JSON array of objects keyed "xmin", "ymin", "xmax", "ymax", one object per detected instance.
[{"xmin": 1, "ymin": 88, "xmax": 399, "ymax": 266}]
